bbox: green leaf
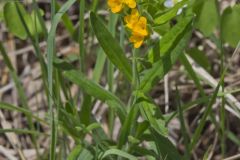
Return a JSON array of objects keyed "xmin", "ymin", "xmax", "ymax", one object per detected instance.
[
  {"xmin": 0, "ymin": 128, "xmax": 41, "ymax": 135},
  {"xmin": 53, "ymin": 57, "xmax": 75, "ymax": 70},
  {"xmin": 30, "ymin": 9, "xmax": 44, "ymax": 36},
  {"xmin": 67, "ymin": 145, "xmax": 82, "ymax": 160},
  {"xmin": 3, "ymin": 2, "xmax": 28, "ymax": 39},
  {"xmin": 154, "ymin": 0, "xmax": 188, "ymax": 25},
  {"xmin": 55, "ymin": 2, "xmax": 75, "ymax": 37},
  {"xmin": 90, "ymin": 12, "xmax": 132, "ymax": 82},
  {"xmin": 85, "ymin": 123, "xmax": 101, "ymax": 133},
  {"xmin": 46, "ymin": 1, "xmax": 77, "ymax": 159},
  {"xmin": 0, "ymin": 1, "xmax": 12, "ymax": 22},
  {"xmin": 131, "ymin": 145, "xmax": 158, "ymax": 158},
  {"xmin": 151, "ymin": 130, "xmax": 181, "ymax": 160},
  {"xmin": 140, "ymin": 105, "xmax": 168, "ymax": 136},
  {"xmin": 102, "ymin": 149, "xmax": 138, "ymax": 160},
  {"xmin": 149, "ymin": 17, "xmax": 193, "ymax": 62},
  {"xmin": 194, "ymin": 0, "xmax": 218, "ymax": 36},
  {"xmin": 118, "ymin": 106, "xmax": 139, "ymax": 148},
  {"xmin": 3, "ymin": 2, "xmax": 44, "ymax": 39},
  {"xmin": 135, "ymin": 121, "xmax": 149, "ymax": 138},
  {"xmin": 63, "ymin": 70, "xmax": 126, "ymax": 122},
  {"xmin": 132, "ymin": 92, "xmax": 168, "ymax": 139},
  {"xmin": 64, "ymin": 70, "xmax": 121, "ymax": 104},
  {"xmin": 77, "ymin": 149, "xmax": 93, "ymax": 160},
  {"xmin": 221, "ymin": 5, "xmax": 240, "ymax": 47},
  {"xmin": 140, "ymin": 25, "xmax": 192, "ymax": 93},
  {"xmin": 0, "ymin": 102, "xmax": 46, "ymax": 125},
  {"xmin": 179, "ymin": 54, "xmax": 205, "ymax": 97}
]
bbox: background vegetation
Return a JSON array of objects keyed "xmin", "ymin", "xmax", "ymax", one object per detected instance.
[{"xmin": 0, "ymin": 0, "xmax": 240, "ymax": 159}]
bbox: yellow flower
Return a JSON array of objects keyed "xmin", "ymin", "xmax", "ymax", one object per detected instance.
[
  {"xmin": 107, "ymin": 0, "xmax": 136, "ymax": 13},
  {"xmin": 124, "ymin": 9, "xmax": 139, "ymax": 29},
  {"xmin": 107, "ymin": 0, "xmax": 123, "ymax": 13},
  {"xmin": 132, "ymin": 16, "xmax": 148, "ymax": 37},
  {"xmin": 123, "ymin": 0, "xmax": 136, "ymax": 9},
  {"xmin": 128, "ymin": 16, "xmax": 148, "ymax": 48},
  {"xmin": 129, "ymin": 34, "xmax": 145, "ymax": 48}
]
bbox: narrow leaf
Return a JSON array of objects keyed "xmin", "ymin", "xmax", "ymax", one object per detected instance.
[
  {"xmin": 90, "ymin": 12, "xmax": 132, "ymax": 82},
  {"xmin": 140, "ymin": 31, "xmax": 192, "ymax": 93},
  {"xmin": 102, "ymin": 149, "xmax": 138, "ymax": 160}
]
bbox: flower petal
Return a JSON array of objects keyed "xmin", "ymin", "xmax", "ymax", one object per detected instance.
[
  {"xmin": 124, "ymin": 0, "xmax": 136, "ymax": 8},
  {"xmin": 108, "ymin": 0, "xmax": 123, "ymax": 13}
]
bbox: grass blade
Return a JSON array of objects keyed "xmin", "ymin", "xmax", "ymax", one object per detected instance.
[
  {"xmin": 47, "ymin": 0, "xmax": 77, "ymax": 159},
  {"xmin": 63, "ymin": 70, "xmax": 127, "ymax": 122},
  {"xmin": 102, "ymin": 149, "xmax": 138, "ymax": 160},
  {"xmin": 189, "ymin": 70, "xmax": 226, "ymax": 152},
  {"xmin": 0, "ymin": 102, "xmax": 47, "ymax": 125}
]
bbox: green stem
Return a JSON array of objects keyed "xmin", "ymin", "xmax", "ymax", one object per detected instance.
[
  {"xmin": 217, "ymin": 0, "xmax": 225, "ymax": 157},
  {"xmin": 108, "ymin": 13, "xmax": 117, "ymax": 137},
  {"xmin": 79, "ymin": 0, "xmax": 85, "ymax": 72},
  {"xmin": 132, "ymin": 49, "xmax": 140, "ymax": 102},
  {"xmin": 78, "ymin": 0, "xmax": 93, "ymax": 127},
  {"xmin": 91, "ymin": 0, "xmax": 99, "ymax": 12},
  {"xmin": 49, "ymin": 0, "xmax": 56, "ymax": 159}
]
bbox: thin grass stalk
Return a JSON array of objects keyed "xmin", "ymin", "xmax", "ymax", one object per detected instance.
[
  {"xmin": 79, "ymin": 0, "xmax": 85, "ymax": 72},
  {"xmin": 78, "ymin": 0, "xmax": 93, "ymax": 126},
  {"xmin": 32, "ymin": 0, "xmax": 48, "ymax": 38},
  {"xmin": 30, "ymin": 5, "xmax": 42, "ymax": 158},
  {"xmin": 189, "ymin": 68, "xmax": 227, "ymax": 152},
  {"xmin": 14, "ymin": 2, "xmax": 48, "ymax": 92},
  {"xmin": 132, "ymin": 48, "xmax": 140, "ymax": 104},
  {"xmin": 49, "ymin": 0, "xmax": 56, "ymax": 159},
  {"xmin": 176, "ymin": 85, "xmax": 190, "ymax": 160},
  {"xmin": 91, "ymin": 0, "xmax": 99, "ymax": 12},
  {"xmin": 5, "ymin": 3, "xmax": 44, "ymax": 158},
  {"xmin": 0, "ymin": 42, "xmax": 39, "ymax": 159}
]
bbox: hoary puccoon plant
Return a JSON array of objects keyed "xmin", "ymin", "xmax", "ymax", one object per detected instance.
[{"xmin": 0, "ymin": 0, "xmax": 240, "ymax": 159}]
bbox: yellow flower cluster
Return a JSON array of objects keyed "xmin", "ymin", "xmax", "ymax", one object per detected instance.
[
  {"xmin": 124, "ymin": 9, "xmax": 148, "ymax": 48},
  {"xmin": 107, "ymin": 0, "xmax": 136, "ymax": 13},
  {"xmin": 107, "ymin": 0, "xmax": 148, "ymax": 48}
]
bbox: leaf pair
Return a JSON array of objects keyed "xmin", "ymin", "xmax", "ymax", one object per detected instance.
[{"xmin": 3, "ymin": 2, "xmax": 43, "ymax": 39}]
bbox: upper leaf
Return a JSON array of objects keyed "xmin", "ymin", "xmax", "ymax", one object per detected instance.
[
  {"xmin": 221, "ymin": 5, "xmax": 240, "ymax": 47},
  {"xmin": 140, "ymin": 17, "xmax": 193, "ymax": 93},
  {"xmin": 4, "ymin": 2, "xmax": 28, "ymax": 39},
  {"xmin": 90, "ymin": 12, "xmax": 132, "ymax": 82},
  {"xmin": 194, "ymin": 0, "xmax": 218, "ymax": 36}
]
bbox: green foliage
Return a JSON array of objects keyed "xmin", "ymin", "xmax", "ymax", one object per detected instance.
[
  {"xmin": 90, "ymin": 12, "xmax": 132, "ymax": 82},
  {"xmin": 3, "ymin": 2, "xmax": 43, "ymax": 39},
  {"xmin": 194, "ymin": 0, "xmax": 218, "ymax": 36},
  {"xmin": 221, "ymin": 5, "xmax": 240, "ymax": 47},
  {"xmin": 102, "ymin": 149, "xmax": 138, "ymax": 160},
  {"xmin": 154, "ymin": 0, "xmax": 189, "ymax": 25},
  {"xmin": 140, "ymin": 29, "xmax": 192, "ymax": 92},
  {"xmin": 0, "ymin": 0, "xmax": 239, "ymax": 159},
  {"xmin": 3, "ymin": 2, "xmax": 29, "ymax": 39}
]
